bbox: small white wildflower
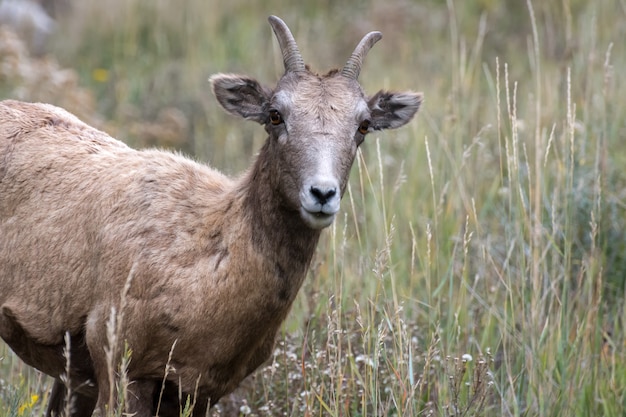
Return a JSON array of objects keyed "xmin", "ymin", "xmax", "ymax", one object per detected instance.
[
  {"xmin": 462, "ymin": 353, "xmax": 473, "ymax": 362},
  {"xmin": 498, "ymin": 186, "xmax": 510, "ymax": 197},
  {"xmin": 574, "ymin": 120, "xmax": 585, "ymax": 133},
  {"xmin": 355, "ymin": 354, "xmax": 374, "ymax": 367},
  {"xmin": 239, "ymin": 404, "xmax": 251, "ymax": 415}
]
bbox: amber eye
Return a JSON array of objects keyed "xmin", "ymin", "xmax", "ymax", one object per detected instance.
[
  {"xmin": 358, "ymin": 120, "xmax": 370, "ymax": 135},
  {"xmin": 269, "ymin": 110, "xmax": 283, "ymax": 125}
]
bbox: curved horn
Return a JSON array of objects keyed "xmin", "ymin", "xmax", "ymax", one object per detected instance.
[
  {"xmin": 341, "ymin": 31, "xmax": 383, "ymax": 80},
  {"xmin": 268, "ymin": 15, "xmax": 305, "ymax": 73}
]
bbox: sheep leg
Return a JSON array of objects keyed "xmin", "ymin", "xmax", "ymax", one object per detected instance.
[
  {"xmin": 125, "ymin": 379, "xmax": 158, "ymax": 417},
  {"xmin": 153, "ymin": 383, "xmax": 211, "ymax": 417},
  {"xmin": 85, "ymin": 305, "xmax": 154, "ymax": 416},
  {"xmin": 1, "ymin": 306, "xmax": 98, "ymax": 416},
  {"xmin": 151, "ymin": 380, "xmax": 184, "ymax": 417},
  {"xmin": 190, "ymin": 396, "xmax": 210, "ymax": 417},
  {"xmin": 0, "ymin": 304, "xmax": 66, "ymax": 376},
  {"xmin": 85, "ymin": 305, "xmax": 117, "ymax": 417},
  {"xmin": 46, "ymin": 379, "xmax": 97, "ymax": 417}
]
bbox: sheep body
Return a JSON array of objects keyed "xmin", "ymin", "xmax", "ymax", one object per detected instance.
[{"xmin": 0, "ymin": 99, "xmax": 309, "ymax": 408}]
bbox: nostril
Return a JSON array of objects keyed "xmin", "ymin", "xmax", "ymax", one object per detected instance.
[{"xmin": 310, "ymin": 186, "xmax": 337, "ymax": 205}]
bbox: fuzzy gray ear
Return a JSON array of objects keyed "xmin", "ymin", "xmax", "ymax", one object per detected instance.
[
  {"xmin": 210, "ymin": 74, "xmax": 272, "ymax": 124},
  {"xmin": 368, "ymin": 91, "xmax": 423, "ymax": 130}
]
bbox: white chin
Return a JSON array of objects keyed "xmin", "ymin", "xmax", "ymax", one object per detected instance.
[{"xmin": 300, "ymin": 209, "xmax": 336, "ymax": 229}]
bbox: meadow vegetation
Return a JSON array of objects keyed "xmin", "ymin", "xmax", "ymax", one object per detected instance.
[{"xmin": 1, "ymin": 0, "xmax": 625, "ymax": 415}]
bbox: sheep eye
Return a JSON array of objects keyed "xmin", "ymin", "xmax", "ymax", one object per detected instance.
[
  {"xmin": 269, "ymin": 110, "xmax": 283, "ymax": 125},
  {"xmin": 358, "ymin": 120, "xmax": 370, "ymax": 135}
]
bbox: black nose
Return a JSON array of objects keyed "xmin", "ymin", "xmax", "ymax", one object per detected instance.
[{"xmin": 310, "ymin": 185, "xmax": 337, "ymax": 205}]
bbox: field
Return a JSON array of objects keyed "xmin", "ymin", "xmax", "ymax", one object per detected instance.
[{"xmin": 1, "ymin": 0, "xmax": 625, "ymax": 415}]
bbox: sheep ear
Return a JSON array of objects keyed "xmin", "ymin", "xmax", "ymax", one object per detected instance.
[
  {"xmin": 210, "ymin": 74, "xmax": 272, "ymax": 124},
  {"xmin": 368, "ymin": 91, "xmax": 423, "ymax": 130}
]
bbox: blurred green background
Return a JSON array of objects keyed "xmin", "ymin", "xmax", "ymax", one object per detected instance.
[{"xmin": 4, "ymin": 0, "xmax": 620, "ymax": 172}]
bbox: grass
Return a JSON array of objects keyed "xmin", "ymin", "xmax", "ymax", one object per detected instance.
[{"xmin": 1, "ymin": 0, "xmax": 625, "ymax": 415}]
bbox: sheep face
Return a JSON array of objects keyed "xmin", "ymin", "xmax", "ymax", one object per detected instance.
[
  {"xmin": 270, "ymin": 72, "xmax": 367, "ymax": 229},
  {"xmin": 211, "ymin": 67, "xmax": 422, "ymax": 231}
]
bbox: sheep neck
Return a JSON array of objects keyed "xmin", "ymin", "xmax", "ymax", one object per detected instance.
[{"xmin": 237, "ymin": 140, "xmax": 322, "ymax": 302}]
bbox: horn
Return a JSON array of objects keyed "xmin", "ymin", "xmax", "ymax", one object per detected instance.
[
  {"xmin": 268, "ymin": 16, "xmax": 305, "ymax": 73},
  {"xmin": 341, "ymin": 31, "xmax": 382, "ymax": 80}
]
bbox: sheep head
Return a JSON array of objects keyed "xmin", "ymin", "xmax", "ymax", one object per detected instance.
[{"xmin": 211, "ymin": 16, "xmax": 423, "ymax": 229}]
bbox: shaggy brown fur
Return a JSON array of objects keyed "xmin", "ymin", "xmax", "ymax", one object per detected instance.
[{"xmin": 0, "ymin": 16, "xmax": 422, "ymax": 417}]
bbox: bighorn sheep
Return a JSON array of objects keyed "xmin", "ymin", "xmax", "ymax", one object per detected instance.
[{"xmin": 0, "ymin": 15, "xmax": 422, "ymax": 417}]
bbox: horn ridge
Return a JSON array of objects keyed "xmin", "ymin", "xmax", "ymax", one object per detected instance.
[
  {"xmin": 268, "ymin": 15, "xmax": 306, "ymax": 73},
  {"xmin": 341, "ymin": 31, "xmax": 383, "ymax": 80}
]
